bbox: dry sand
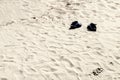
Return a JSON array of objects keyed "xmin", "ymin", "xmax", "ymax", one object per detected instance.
[{"xmin": 0, "ymin": 0, "xmax": 120, "ymax": 80}]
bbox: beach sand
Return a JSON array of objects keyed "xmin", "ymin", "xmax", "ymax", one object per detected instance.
[{"xmin": 0, "ymin": 0, "xmax": 120, "ymax": 80}]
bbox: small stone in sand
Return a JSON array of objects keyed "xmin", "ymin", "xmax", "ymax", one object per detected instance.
[
  {"xmin": 92, "ymin": 68, "xmax": 104, "ymax": 76},
  {"xmin": 87, "ymin": 23, "xmax": 97, "ymax": 31},
  {"xmin": 32, "ymin": 17, "xmax": 36, "ymax": 19},
  {"xmin": 69, "ymin": 21, "xmax": 82, "ymax": 30}
]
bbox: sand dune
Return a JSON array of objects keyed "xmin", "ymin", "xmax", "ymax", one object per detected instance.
[{"xmin": 0, "ymin": 0, "xmax": 120, "ymax": 80}]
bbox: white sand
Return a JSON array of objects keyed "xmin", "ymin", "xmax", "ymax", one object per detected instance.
[{"xmin": 0, "ymin": 0, "xmax": 120, "ymax": 80}]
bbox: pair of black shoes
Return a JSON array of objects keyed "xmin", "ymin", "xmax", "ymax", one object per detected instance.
[{"xmin": 69, "ymin": 21, "xmax": 97, "ymax": 31}]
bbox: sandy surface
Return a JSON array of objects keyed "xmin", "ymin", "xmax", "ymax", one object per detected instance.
[{"xmin": 0, "ymin": 0, "xmax": 120, "ymax": 80}]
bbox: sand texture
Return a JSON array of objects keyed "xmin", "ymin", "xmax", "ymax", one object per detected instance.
[{"xmin": 0, "ymin": 0, "xmax": 120, "ymax": 80}]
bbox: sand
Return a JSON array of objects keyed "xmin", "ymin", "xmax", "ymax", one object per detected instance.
[{"xmin": 0, "ymin": 0, "xmax": 120, "ymax": 80}]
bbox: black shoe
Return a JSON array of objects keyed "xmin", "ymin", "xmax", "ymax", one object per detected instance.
[
  {"xmin": 87, "ymin": 23, "xmax": 97, "ymax": 31},
  {"xmin": 69, "ymin": 21, "xmax": 82, "ymax": 30}
]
